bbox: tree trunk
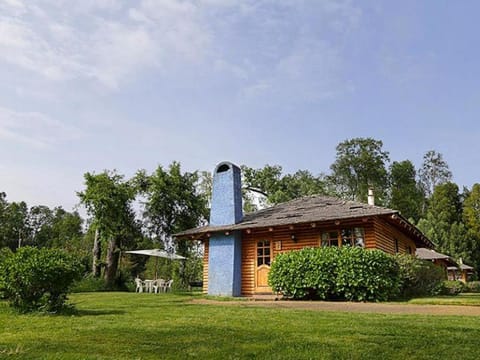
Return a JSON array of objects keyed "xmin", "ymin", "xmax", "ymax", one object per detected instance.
[
  {"xmin": 104, "ymin": 237, "xmax": 120, "ymax": 288},
  {"xmin": 92, "ymin": 228, "xmax": 102, "ymax": 277}
]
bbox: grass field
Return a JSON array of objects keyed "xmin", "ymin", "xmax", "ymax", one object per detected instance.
[
  {"xmin": 408, "ymin": 293, "xmax": 480, "ymax": 306},
  {"xmin": 1, "ymin": 292, "xmax": 480, "ymax": 359}
]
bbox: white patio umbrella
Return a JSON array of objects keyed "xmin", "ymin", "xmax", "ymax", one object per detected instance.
[{"xmin": 125, "ymin": 249, "xmax": 186, "ymax": 279}]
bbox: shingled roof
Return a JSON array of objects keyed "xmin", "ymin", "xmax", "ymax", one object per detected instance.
[{"xmin": 175, "ymin": 195, "xmax": 399, "ymax": 237}]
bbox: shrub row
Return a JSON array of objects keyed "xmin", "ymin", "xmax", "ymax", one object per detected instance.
[
  {"xmin": 268, "ymin": 247, "xmax": 401, "ymax": 301},
  {"xmin": 268, "ymin": 247, "xmax": 451, "ymax": 301},
  {"xmin": 0, "ymin": 247, "xmax": 83, "ymax": 313}
]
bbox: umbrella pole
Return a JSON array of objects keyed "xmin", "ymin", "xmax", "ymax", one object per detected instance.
[{"xmin": 155, "ymin": 257, "xmax": 158, "ymax": 280}]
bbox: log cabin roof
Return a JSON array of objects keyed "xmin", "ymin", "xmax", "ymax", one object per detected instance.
[
  {"xmin": 447, "ymin": 264, "xmax": 474, "ymax": 271},
  {"xmin": 416, "ymin": 247, "xmax": 457, "ymax": 266},
  {"xmin": 416, "ymin": 247, "xmax": 451, "ymax": 261},
  {"xmin": 174, "ymin": 195, "xmax": 433, "ymax": 248}
]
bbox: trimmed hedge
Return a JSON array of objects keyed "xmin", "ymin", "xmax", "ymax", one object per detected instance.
[
  {"xmin": 0, "ymin": 247, "xmax": 83, "ymax": 313},
  {"xmin": 268, "ymin": 247, "xmax": 401, "ymax": 302}
]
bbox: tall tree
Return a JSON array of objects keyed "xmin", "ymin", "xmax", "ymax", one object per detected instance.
[
  {"xmin": 78, "ymin": 171, "xmax": 138, "ymax": 286},
  {"xmin": 388, "ymin": 160, "xmax": 424, "ymax": 222},
  {"xmin": 417, "ymin": 182, "xmax": 462, "ymax": 252},
  {"xmin": 242, "ymin": 165, "xmax": 327, "ymax": 210},
  {"xmin": 138, "ymin": 162, "xmax": 208, "ymax": 245},
  {"xmin": 137, "ymin": 162, "xmax": 208, "ymax": 287},
  {"xmin": 462, "ymin": 184, "xmax": 480, "ymax": 273},
  {"xmin": 418, "ymin": 150, "xmax": 452, "ymax": 198},
  {"xmin": 28, "ymin": 205, "xmax": 53, "ymax": 248},
  {"xmin": 0, "ymin": 192, "xmax": 8, "ymax": 248},
  {"xmin": 328, "ymin": 138, "xmax": 390, "ymax": 204},
  {"xmin": 3, "ymin": 201, "xmax": 30, "ymax": 250},
  {"xmin": 49, "ymin": 207, "xmax": 84, "ymax": 249}
]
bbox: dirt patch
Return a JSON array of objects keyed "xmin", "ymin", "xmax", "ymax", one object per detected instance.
[{"xmin": 191, "ymin": 299, "xmax": 480, "ymax": 316}]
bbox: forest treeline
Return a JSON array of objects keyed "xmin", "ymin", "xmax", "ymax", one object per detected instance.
[{"xmin": 1, "ymin": 137, "xmax": 479, "ymax": 285}]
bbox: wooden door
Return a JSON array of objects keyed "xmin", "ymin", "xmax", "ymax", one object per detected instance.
[{"xmin": 256, "ymin": 240, "xmax": 272, "ymax": 293}]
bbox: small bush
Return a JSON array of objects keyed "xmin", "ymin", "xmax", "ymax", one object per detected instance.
[
  {"xmin": 396, "ymin": 254, "xmax": 445, "ymax": 298},
  {"xmin": 439, "ymin": 280, "xmax": 465, "ymax": 295},
  {"xmin": 464, "ymin": 281, "xmax": 480, "ymax": 293},
  {"xmin": 0, "ymin": 247, "xmax": 83, "ymax": 313},
  {"xmin": 268, "ymin": 247, "xmax": 400, "ymax": 302}
]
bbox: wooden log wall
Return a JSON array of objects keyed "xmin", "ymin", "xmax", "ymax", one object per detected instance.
[
  {"xmin": 373, "ymin": 217, "xmax": 416, "ymax": 255},
  {"xmin": 240, "ymin": 219, "xmax": 377, "ymax": 296}
]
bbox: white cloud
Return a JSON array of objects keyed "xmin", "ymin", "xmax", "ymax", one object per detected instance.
[
  {"xmin": 0, "ymin": 0, "xmax": 361, "ymax": 99},
  {"xmin": 0, "ymin": 107, "xmax": 82, "ymax": 148},
  {"xmin": 0, "ymin": 0, "xmax": 213, "ymax": 89}
]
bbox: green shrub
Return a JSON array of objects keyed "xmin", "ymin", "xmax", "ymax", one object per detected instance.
[
  {"xmin": 0, "ymin": 247, "xmax": 13, "ymax": 299},
  {"xmin": 335, "ymin": 247, "xmax": 400, "ymax": 302},
  {"xmin": 0, "ymin": 247, "xmax": 83, "ymax": 313},
  {"xmin": 268, "ymin": 247, "xmax": 400, "ymax": 302},
  {"xmin": 464, "ymin": 281, "xmax": 480, "ymax": 293},
  {"xmin": 268, "ymin": 247, "xmax": 339, "ymax": 299},
  {"xmin": 71, "ymin": 275, "xmax": 107, "ymax": 293},
  {"xmin": 439, "ymin": 280, "xmax": 465, "ymax": 295},
  {"xmin": 395, "ymin": 254, "xmax": 445, "ymax": 298}
]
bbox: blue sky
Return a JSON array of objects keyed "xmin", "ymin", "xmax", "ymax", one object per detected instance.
[{"xmin": 0, "ymin": 0, "xmax": 479, "ymax": 212}]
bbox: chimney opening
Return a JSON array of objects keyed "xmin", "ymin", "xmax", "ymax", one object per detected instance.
[{"xmin": 216, "ymin": 164, "xmax": 230, "ymax": 173}]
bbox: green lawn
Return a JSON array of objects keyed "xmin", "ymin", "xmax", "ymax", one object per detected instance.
[
  {"xmin": 1, "ymin": 292, "xmax": 480, "ymax": 359},
  {"xmin": 408, "ymin": 293, "xmax": 480, "ymax": 306}
]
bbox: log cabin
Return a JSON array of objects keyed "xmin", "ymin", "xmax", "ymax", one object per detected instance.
[
  {"xmin": 175, "ymin": 162, "xmax": 434, "ymax": 297},
  {"xmin": 415, "ymin": 247, "xmax": 457, "ymax": 279}
]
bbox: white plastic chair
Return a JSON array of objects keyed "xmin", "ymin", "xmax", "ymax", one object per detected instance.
[
  {"xmin": 153, "ymin": 279, "xmax": 166, "ymax": 294},
  {"xmin": 135, "ymin": 277, "xmax": 145, "ymax": 293},
  {"xmin": 164, "ymin": 279, "xmax": 173, "ymax": 293}
]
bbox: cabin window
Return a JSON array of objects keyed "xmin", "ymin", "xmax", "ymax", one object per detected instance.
[
  {"xmin": 394, "ymin": 239, "xmax": 399, "ymax": 253},
  {"xmin": 341, "ymin": 228, "xmax": 365, "ymax": 247},
  {"xmin": 257, "ymin": 240, "xmax": 271, "ymax": 266},
  {"xmin": 322, "ymin": 228, "xmax": 365, "ymax": 248},
  {"xmin": 321, "ymin": 231, "xmax": 339, "ymax": 247}
]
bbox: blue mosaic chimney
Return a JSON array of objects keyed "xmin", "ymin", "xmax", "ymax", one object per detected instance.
[{"xmin": 208, "ymin": 162, "xmax": 243, "ymax": 296}]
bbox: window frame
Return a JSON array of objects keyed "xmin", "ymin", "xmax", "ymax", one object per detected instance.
[
  {"xmin": 256, "ymin": 240, "xmax": 271, "ymax": 267},
  {"xmin": 320, "ymin": 227, "xmax": 365, "ymax": 248}
]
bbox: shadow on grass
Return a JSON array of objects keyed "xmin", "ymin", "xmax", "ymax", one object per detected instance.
[{"xmin": 74, "ymin": 309, "xmax": 127, "ymax": 316}]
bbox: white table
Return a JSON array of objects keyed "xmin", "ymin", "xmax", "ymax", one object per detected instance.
[{"xmin": 143, "ymin": 279, "xmax": 155, "ymax": 293}]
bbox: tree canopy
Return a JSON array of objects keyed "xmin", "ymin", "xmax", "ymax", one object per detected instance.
[
  {"xmin": 1, "ymin": 138, "xmax": 479, "ymax": 283},
  {"xmin": 328, "ymin": 138, "xmax": 390, "ymax": 204}
]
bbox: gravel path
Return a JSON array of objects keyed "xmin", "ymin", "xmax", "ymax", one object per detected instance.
[{"xmin": 192, "ymin": 299, "xmax": 480, "ymax": 316}]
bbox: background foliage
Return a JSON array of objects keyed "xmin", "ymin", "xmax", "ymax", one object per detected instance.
[{"xmin": 1, "ymin": 137, "xmax": 480, "ymax": 291}]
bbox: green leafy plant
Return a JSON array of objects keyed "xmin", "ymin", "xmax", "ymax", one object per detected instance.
[
  {"xmin": 269, "ymin": 247, "xmax": 400, "ymax": 301},
  {"xmin": 439, "ymin": 280, "xmax": 465, "ymax": 295},
  {"xmin": 395, "ymin": 254, "xmax": 445, "ymax": 298},
  {"xmin": 0, "ymin": 246, "xmax": 83, "ymax": 313},
  {"xmin": 465, "ymin": 281, "xmax": 480, "ymax": 293},
  {"xmin": 335, "ymin": 247, "xmax": 400, "ymax": 301}
]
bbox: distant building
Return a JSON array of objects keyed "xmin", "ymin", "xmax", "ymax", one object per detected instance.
[{"xmin": 415, "ymin": 248, "xmax": 475, "ymax": 283}]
